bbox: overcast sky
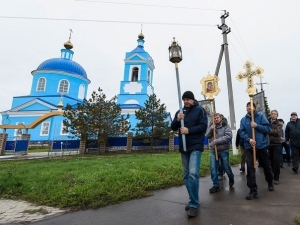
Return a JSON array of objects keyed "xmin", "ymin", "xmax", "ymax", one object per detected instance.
[{"xmin": 0, "ymin": 0, "xmax": 299, "ymax": 129}]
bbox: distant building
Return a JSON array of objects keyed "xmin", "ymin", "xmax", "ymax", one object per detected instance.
[
  {"xmin": 0, "ymin": 37, "xmax": 90, "ymax": 141},
  {"xmin": 0, "ymin": 31, "xmax": 171, "ymax": 141}
]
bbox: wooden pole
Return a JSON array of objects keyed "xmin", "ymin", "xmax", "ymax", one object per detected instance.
[
  {"xmin": 250, "ymin": 96, "xmax": 257, "ymax": 168},
  {"xmin": 210, "ymin": 99, "xmax": 218, "ymax": 161}
]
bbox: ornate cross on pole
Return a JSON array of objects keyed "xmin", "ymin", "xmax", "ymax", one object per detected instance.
[{"xmin": 236, "ymin": 60, "xmax": 264, "ymax": 168}]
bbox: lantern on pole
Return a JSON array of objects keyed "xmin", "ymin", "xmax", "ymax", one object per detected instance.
[{"xmin": 168, "ymin": 37, "xmax": 186, "ymax": 151}]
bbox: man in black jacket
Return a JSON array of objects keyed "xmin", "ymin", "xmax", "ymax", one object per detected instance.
[
  {"xmin": 285, "ymin": 112, "xmax": 300, "ymax": 173},
  {"xmin": 171, "ymin": 91, "xmax": 208, "ymax": 217}
]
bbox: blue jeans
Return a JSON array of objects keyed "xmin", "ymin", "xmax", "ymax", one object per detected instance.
[
  {"xmin": 181, "ymin": 150, "xmax": 201, "ymax": 208},
  {"xmin": 210, "ymin": 150, "xmax": 234, "ymax": 187}
]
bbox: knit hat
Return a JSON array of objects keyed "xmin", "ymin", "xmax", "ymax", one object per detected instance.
[
  {"xmin": 291, "ymin": 112, "xmax": 298, "ymax": 116},
  {"xmin": 182, "ymin": 91, "xmax": 195, "ymax": 100}
]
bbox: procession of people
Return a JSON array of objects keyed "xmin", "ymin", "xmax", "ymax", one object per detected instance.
[{"xmin": 171, "ymin": 90, "xmax": 299, "ymax": 218}]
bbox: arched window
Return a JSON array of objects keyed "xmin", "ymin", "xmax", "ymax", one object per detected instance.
[
  {"xmin": 78, "ymin": 84, "xmax": 85, "ymax": 99},
  {"xmin": 58, "ymin": 80, "xmax": 69, "ymax": 94},
  {"xmin": 147, "ymin": 70, "xmax": 150, "ymax": 83},
  {"xmin": 131, "ymin": 67, "xmax": 139, "ymax": 82},
  {"xmin": 37, "ymin": 77, "xmax": 46, "ymax": 91}
]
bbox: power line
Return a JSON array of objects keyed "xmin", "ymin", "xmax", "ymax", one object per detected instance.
[
  {"xmin": 75, "ymin": 0, "xmax": 224, "ymax": 11},
  {"xmin": 0, "ymin": 15, "xmax": 216, "ymax": 27},
  {"xmin": 228, "ymin": 38, "xmax": 244, "ymax": 63},
  {"xmin": 230, "ymin": 31, "xmax": 252, "ymax": 61},
  {"xmin": 229, "ymin": 16, "xmax": 253, "ymax": 60}
]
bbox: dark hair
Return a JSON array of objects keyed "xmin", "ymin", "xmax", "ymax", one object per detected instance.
[
  {"xmin": 278, "ymin": 118, "xmax": 284, "ymax": 123},
  {"xmin": 246, "ymin": 102, "xmax": 256, "ymax": 108}
]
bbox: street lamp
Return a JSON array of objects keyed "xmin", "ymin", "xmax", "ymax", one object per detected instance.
[{"xmin": 168, "ymin": 37, "xmax": 186, "ymax": 151}]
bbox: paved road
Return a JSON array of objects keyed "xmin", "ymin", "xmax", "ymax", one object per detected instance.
[{"xmin": 31, "ymin": 164, "xmax": 300, "ymax": 225}]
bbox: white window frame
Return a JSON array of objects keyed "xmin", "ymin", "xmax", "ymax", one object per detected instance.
[
  {"xmin": 78, "ymin": 84, "xmax": 85, "ymax": 99},
  {"xmin": 40, "ymin": 122, "xmax": 50, "ymax": 136},
  {"xmin": 57, "ymin": 79, "xmax": 70, "ymax": 94},
  {"xmin": 60, "ymin": 122, "xmax": 69, "ymax": 135},
  {"xmin": 36, "ymin": 77, "xmax": 46, "ymax": 91}
]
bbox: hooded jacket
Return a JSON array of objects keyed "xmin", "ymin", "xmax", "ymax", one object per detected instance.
[
  {"xmin": 240, "ymin": 111, "xmax": 271, "ymax": 150},
  {"xmin": 171, "ymin": 100, "xmax": 208, "ymax": 154},
  {"xmin": 206, "ymin": 118, "xmax": 232, "ymax": 152}
]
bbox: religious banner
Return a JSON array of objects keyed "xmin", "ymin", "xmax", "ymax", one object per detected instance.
[
  {"xmin": 198, "ymin": 99, "xmax": 212, "ymax": 130},
  {"xmin": 200, "ymin": 73, "xmax": 221, "ymax": 160},
  {"xmin": 253, "ymin": 91, "xmax": 266, "ymax": 116}
]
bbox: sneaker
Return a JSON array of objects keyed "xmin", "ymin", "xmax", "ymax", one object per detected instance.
[
  {"xmin": 246, "ymin": 191, "xmax": 258, "ymax": 200},
  {"xmin": 239, "ymin": 167, "xmax": 245, "ymax": 172},
  {"xmin": 268, "ymin": 183, "xmax": 274, "ymax": 191},
  {"xmin": 218, "ymin": 175, "xmax": 223, "ymax": 180},
  {"xmin": 187, "ymin": 207, "xmax": 198, "ymax": 217},
  {"xmin": 274, "ymin": 180, "xmax": 279, "ymax": 185},
  {"xmin": 292, "ymin": 167, "xmax": 298, "ymax": 173},
  {"xmin": 185, "ymin": 204, "xmax": 190, "ymax": 210},
  {"xmin": 229, "ymin": 178, "xmax": 234, "ymax": 187},
  {"xmin": 209, "ymin": 186, "xmax": 220, "ymax": 193}
]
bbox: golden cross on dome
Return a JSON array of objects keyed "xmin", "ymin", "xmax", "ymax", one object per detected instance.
[{"xmin": 69, "ymin": 29, "xmax": 73, "ymax": 41}]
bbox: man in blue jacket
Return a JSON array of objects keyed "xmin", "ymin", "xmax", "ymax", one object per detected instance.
[
  {"xmin": 171, "ymin": 91, "xmax": 208, "ymax": 217},
  {"xmin": 240, "ymin": 102, "xmax": 273, "ymax": 200}
]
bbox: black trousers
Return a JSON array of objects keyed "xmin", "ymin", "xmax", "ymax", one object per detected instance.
[
  {"xmin": 291, "ymin": 146, "xmax": 300, "ymax": 168},
  {"xmin": 282, "ymin": 142, "xmax": 291, "ymax": 163},
  {"xmin": 268, "ymin": 145, "xmax": 281, "ymax": 180},
  {"xmin": 246, "ymin": 148, "xmax": 273, "ymax": 192}
]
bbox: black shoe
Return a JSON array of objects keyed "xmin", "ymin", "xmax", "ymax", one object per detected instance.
[
  {"xmin": 209, "ymin": 186, "xmax": 220, "ymax": 193},
  {"xmin": 292, "ymin": 167, "xmax": 298, "ymax": 173},
  {"xmin": 246, "ymin": 191, "xmax": 258, "ymax": 200},
  {"xmin": 229, "ymin": 178, "xmax": 234, "ymax": 187},
  {"xmin": 239, "ymin": 167, "xmax": 245, "ymax": 172},
  {"xmin": 185, "ymin": 204, "xmax": 190, "ymax": 210},
  {"xmin": 268, "ymin": 183, "xmax": 274, "ymax": 191},
  {"xmin": 187, "ymin": 207, "xmax": 198, "ymax": 217},
  {"xmin": 274, "ymin": 180, "xmax": 279, "ymax": 185}
]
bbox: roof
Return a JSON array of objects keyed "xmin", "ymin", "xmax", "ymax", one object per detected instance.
[{"xmin": 37, "ymin": 58, "xmax": 87, "ymax": 78}]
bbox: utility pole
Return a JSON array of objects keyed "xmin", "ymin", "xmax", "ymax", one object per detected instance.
[{"xmin": 215, "ymin": 11, "xmax": 237, "ymax": 154}]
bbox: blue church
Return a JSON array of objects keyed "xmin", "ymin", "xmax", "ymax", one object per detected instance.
[
  {"xmin": 0, "ymin": 31, "xmax": 165, "ymax": 141},
  {"xmin": 0, "ymin": 36, "xmax": 91, "ymax": 141},
  {"xmin": 117, "ymin": 32, "xmax": 155, "ymax": 129}
]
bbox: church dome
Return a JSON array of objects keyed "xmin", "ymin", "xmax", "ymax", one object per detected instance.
[{"xmin": 37, "ymin": 58, "xmax": 87, "ymax": 78}]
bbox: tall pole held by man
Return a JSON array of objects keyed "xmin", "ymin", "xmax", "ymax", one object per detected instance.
[
  {"xmin": 236, "ymin": 60, "xmax": 264, "ymax": 168},
  {"xmin": 169, "ymin": 38, "xmax": 186, "ymax": 151}
]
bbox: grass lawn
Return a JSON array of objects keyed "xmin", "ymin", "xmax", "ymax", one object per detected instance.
[{"xmin": 0, "ymin": 150, "xmax": 240, "ymax": 210}]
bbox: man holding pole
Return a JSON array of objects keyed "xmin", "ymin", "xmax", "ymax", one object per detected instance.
[
  {"xmin": 171, "ymin": 91, "xmax": 208, "ymax": 217},
  {"xmin": 239, "ymin": 102, "xmax": 273, "ymax": 200},
  {"xmin": 206, "ymin": 113, "xmax": 234, "ymax": 193}
]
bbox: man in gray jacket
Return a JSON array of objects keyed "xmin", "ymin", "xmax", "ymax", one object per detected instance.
[{"xmin": 206, "ymin": 113, "xmax": 234, "ymax": 193}]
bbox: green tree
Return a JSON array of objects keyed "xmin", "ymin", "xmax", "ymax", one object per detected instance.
[
  {"xmin": 63, "ymin": 88, "xmax": 130, "ymax": 152},
  {"xmin": 264, "ymin": 96, "xmax": 270, "ymax": 115},
  {"xmin": 134, "ymin": 94, "xmax": 171, "ymax": 146}
]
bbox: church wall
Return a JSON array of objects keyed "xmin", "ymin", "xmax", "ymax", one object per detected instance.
[{"xmin": 31, "ymin": 72, "xmax": 88, "ymax": 101}]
